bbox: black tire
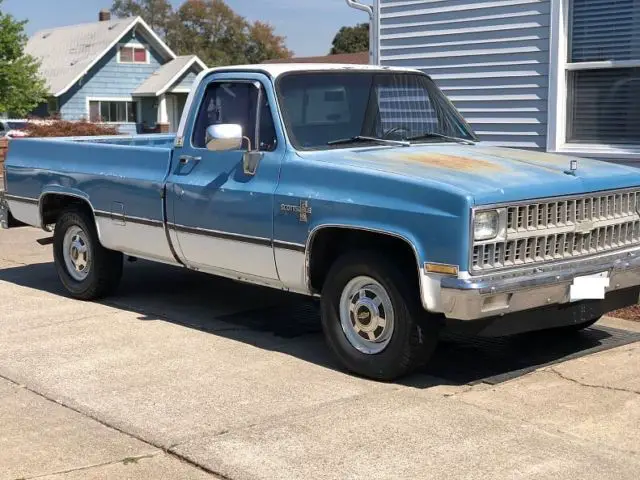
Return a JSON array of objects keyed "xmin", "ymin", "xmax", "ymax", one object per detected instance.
[
  {"xmin": 53, "ymin": 208, "xmax": 123, "ymax": 300},
  {"xmin": 320, "ymin": 251, "xmax": 439, "ymax": 381}
]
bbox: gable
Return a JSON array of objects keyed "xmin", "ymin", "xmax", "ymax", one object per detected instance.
[
  {"xmin": 57, "ymin": 32, "xmax": 167, "ymax": 122},
  {"xmin": 26, "ymin": 17, "xmax": 176, "ymax": 97},
  {"xmin": 133, "ymin": 56, "xmax": 206, "ymax": 96}
]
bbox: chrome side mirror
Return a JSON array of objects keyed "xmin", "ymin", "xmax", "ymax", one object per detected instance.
[{"xmin": 205, "ymin": 124, "xmax": 243, "ymax": 151}]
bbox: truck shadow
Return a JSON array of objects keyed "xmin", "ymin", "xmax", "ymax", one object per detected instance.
[{"xmin": 1, "ymin": 260, "xmax": 637, "ymax": 388}]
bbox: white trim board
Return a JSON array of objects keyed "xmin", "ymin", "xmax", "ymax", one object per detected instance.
[
  {"xmin": 54, "ymin": 17, "xmax": 177, "ymax": 97},
  {"xmin": 546, "ymin": 0, "xmax": 640, "ymax": 158}
]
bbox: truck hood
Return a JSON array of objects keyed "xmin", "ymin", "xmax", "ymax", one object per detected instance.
[{"xmin": 299, "ymin": 144, "xmax": 640, "ymax": 205}]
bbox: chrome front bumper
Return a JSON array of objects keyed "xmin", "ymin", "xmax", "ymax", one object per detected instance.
[
  {"xmin": 441, "ymin": 247, "xmax": 640, "ymax": 321},
  {"xmin": 0, "ymin": 191, "xmax": 9, "ymax": 229}
]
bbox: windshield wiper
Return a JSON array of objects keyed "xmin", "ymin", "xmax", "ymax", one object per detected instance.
[
  {"xmin": 327, "ymin": 136, "xmax": 410, "ymax": 147},
  {"xmin": 406, "ymin": 132, "xmax": 476, "ymax": 145}
]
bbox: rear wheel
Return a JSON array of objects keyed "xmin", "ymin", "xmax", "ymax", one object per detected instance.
[
  {"xmin": 53, "ymin": 208, "xmax": 123, "ymax": 300},
  {"xmin": 320, "ymin": 251, "xmax": 439, "ymax": 381}
]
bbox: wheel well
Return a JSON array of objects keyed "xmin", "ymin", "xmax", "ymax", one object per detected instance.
[
  {"xmin": 308, "ymin": 228, "xmax": 420, "ymax": 293},
  {"xmin": 40, "ymin": 194, "xmax": 93, "ymax": 228}
]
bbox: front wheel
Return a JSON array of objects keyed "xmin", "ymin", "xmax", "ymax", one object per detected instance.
[
  {"xmin": 320, "ymin": 251, "xmax": 439, "ymax": 381},
  {"xmin": 53, "ymin": 208, "xmax": 123, "ymax": 300}
]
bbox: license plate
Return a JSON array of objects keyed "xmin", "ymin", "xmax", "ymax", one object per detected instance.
[{"xmin": 570, "ymin": 272, "xmax": 610, "ymax": 302}]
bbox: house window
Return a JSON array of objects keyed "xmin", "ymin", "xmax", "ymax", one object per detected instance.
[
  {"xmin": 89, "ymin": 100, "xmax": 138, "ymax": 123},
  {"xmin": 118, "ymin": 45, "xmax": 148, "ymax": 64},
  {"xmin": 566, "ymin": 0, "xmax": 640, "ymax": 145}
]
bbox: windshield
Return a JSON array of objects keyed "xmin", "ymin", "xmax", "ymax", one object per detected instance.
[
  {"xmin": 6, "ymin": 121, "xmax": 27, "ymax": 130},
  {"xmin": 276, "ymin": 71, "xmax": 477, "ymax": 150}
]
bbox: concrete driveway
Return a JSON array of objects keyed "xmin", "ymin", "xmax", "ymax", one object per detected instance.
[{"xmin": 1, "ymin": 227, "xmax": 639, "ymax": 480}]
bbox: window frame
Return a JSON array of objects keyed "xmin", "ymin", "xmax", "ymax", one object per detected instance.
[
  {"xmin": 117, "ymin": 42, "xmax": 150, "ymax": 65},
  {"xmin": 547, "ymin": 0, "xmax": 640, "ymax": 159},
  {"xmin": 189, "ymin": 79, "xmax": 279, "ymax": 152},
  {"xmin": 86, "ymin": 97, "xmax": 138, "ymax": 124}
]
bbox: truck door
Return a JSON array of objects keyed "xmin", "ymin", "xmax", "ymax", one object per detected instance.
[{"xmin": 166, "ymin": 72, "xmax": 284, "ymax": 282}]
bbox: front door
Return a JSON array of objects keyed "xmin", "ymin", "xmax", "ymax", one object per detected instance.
[{"xmin": 166, "ymin": 73, "xmax": 283, "ymax": 281}]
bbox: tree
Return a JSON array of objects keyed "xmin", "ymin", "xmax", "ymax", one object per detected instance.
[
  {"xmin": 168, "ymin": 0, "xmax": 248, "ymax": 66},
  {"xmin": 166, "ymin": 0, "xmax": 291, "ymax": 66},
  {"xmin": 245, "ymin": 21, "xmax": 293, "ymax": 64},
  {"xmin": 111, "ymin": 0, "xmax": 174, "ymax": 37},
  {"xmin": 330, "ymin": 23, "xmax": 369, "ymax": 54},
  {"xmin": 0, "ymin": 1, "xmax": 47, "ymax": 117}
]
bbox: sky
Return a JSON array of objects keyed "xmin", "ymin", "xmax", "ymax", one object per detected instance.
[{"xmin": 2, "ymin": 0, "xmax": 366, "ymax": 56}]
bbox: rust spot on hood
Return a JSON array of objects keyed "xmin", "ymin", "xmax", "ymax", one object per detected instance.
[{"xmin": 396, "ymin": 153, "xmax": 503, "ymax": 171}]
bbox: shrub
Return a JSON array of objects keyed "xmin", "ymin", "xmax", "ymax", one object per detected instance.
[{"xmin": 25, "ymin": 119, "xmax": 120, "ymax": 138}]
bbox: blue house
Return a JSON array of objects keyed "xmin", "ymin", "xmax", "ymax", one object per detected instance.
[{"xmin": 26, "ymin": 10, "xmax": 206, "ymax": 134}]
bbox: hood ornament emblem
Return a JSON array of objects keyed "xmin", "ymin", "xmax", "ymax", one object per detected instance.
[{"xmin": 564, "ymin": 159, "xmax": 578, "ymax": 176}]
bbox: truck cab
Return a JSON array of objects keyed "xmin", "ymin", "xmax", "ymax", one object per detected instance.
[{"xmin": 2, "ymin": 64, "xmax": 640, "ymax": 381}]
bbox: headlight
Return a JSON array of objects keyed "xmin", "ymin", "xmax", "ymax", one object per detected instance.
[{"xmin": 474, "ymin": 210, "xmax": 500, "ymax": 241}]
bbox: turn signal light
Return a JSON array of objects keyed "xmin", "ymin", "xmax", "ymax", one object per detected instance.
[{"xmin": 425, "ymin": 263, "xmax": 459, "ymax": 276}]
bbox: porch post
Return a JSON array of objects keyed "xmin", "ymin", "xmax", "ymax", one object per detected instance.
[{"xmin": 157, "ymin": 94, "xmax": 169, "ymax": 133}]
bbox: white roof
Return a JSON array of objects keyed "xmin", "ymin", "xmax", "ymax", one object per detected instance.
[
  {"xmin": 133, "ymin": 55, "xmax": 206, "ymax": 96},
  {"xmin": 205, "ymin": 63, "xmax": 422, "ymax": 78},
  {"xmin": 26, "ymin": 17, "xmax": 176, "ymax": 97}
]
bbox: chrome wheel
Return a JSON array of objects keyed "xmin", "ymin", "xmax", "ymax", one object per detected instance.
[
  {"xmin": 339, "ymin": 276, "xmax": 395, "ymax": 354},
  {"xmin": 62, "ymin": 225, "xmax": 91, "ymax": 281}
]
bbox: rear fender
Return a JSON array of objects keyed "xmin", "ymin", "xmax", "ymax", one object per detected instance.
[{"xmin": 38, "ymin": 188, "xmax": 98, "ymax": 234}]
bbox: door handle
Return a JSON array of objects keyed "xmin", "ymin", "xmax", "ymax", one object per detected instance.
[{"xmin": 179, "ymin": 155, "xmax": 201, "ymax": 165}]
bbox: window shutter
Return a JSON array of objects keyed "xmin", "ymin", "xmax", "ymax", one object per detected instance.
[{"xmin": 570, "ymin": 0, "xmax": 640, "ymax": 62}]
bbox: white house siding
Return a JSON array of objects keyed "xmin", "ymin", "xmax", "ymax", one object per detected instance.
[{"xmin": 378, "ymin": 0, "xmax": 551, "ymax": 149}]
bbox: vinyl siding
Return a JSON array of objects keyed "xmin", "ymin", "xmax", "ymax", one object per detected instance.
[
  {"xmin": 58, "ymin": 32, "xmax": 166, "ymax": 133},
  {"xmin": 378, "ymin": 0, "xmax": 551, "ymax": 149}
]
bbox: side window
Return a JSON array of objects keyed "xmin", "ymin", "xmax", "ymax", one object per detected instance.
[{"xmin": 192, "ymin": 81, "xmax": 277, "ymax": 151}]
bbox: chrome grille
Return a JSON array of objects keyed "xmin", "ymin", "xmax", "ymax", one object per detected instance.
[{"xmin": 472, "ymin": 190, "xmax": 640, "ymax": 272}]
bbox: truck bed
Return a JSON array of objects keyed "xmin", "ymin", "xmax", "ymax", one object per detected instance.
[{"xmin": 3, "ymin": 134, "xmax": 178, "ymax": 263}]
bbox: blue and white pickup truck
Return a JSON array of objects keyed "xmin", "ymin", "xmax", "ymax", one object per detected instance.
[{"xmin": 2, "ymin": 64, "xmax": 640, "ymax": 380}]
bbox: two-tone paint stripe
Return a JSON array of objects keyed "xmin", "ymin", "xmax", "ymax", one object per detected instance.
[
  {"xmin": 4, "ymin": 195, "xmax": 307, "ymax": 254},
  {"xmin": 169, "ymin": 223, "xmax": 306, "ymax": 252},
  {"xmin": 94, "ymin": 211, "xmax": 165, "ymax": 228},
  {"xmin": 3, "ymin": 194, "xmax": 39, "ymax": 205}
]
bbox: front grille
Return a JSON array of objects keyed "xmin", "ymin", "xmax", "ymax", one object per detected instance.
[{"xmin": 472, "ymin": 189, "xmax": 640, "ymax": 272}]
